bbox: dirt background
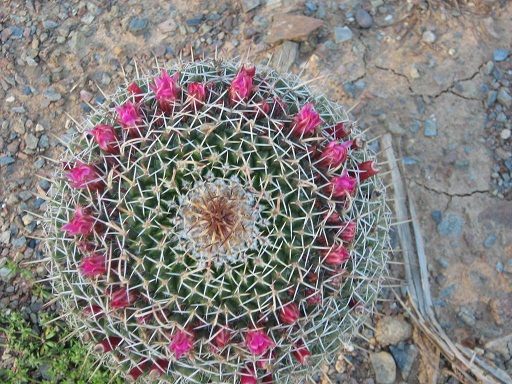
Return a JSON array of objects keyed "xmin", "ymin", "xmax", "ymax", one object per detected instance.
[{"xmin": 0, "ymin": 0, "xmax": 511, "ymax": 383}]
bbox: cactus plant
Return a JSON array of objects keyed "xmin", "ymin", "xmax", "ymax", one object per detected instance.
[{"xmin": 44, "ymin": 58, "xmax": 390, "ymax": 383}]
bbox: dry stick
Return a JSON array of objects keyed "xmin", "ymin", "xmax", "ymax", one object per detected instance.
[{"xmin": 381, "ymin": 134, "xmax": 511, "ymax": 384}]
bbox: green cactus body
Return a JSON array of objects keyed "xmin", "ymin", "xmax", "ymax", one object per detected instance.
[{"xmin": 45, "ymin": 59, "xmax": 390, "ymax": 383}]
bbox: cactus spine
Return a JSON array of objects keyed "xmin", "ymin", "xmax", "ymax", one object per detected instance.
[{"xmin": 45, "ymin": 59, "xmax": 390, "ymax": 383}]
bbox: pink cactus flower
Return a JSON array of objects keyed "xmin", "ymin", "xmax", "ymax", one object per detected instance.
[
  {"xmin": 88, "ymin": 124, "xmax": 120, "ymax": 155},
  {"xmin": 239, "ymin": 366, "xmax": 258, "ymax": 384},
  {"xmin": 79, "ymin": 254, "xmax": 107, "ymax": 276},
  {"xmin": 169, "ymin": 329, "xmax": 194, "ymax": 359},
  {"xmin": 229, "ymin": 66, "xmax": 256, "ymax": 105},
  {"xmin": 213, "ymin": 326, "xmax": 232, "ymax": 350},
  {"xmin": 150, "ymin": 69, "xmax": 181, "ymax": 114},
  {"xmin": 339, "ymin": 220, "xmax": 357, "ymax": 243},
  {"xmin": 292, "ymin": 340, "xmax": 311, "ymax": 365},
  {"xmin": 66, "ymin": 162, "xmax": 104, "ymax": 191},
  {"xmin": 316, "ymin": 141, "xmax": 351, "ymax": 169},
  {"xmin": 279, "ymin": 302, "xmax": 300, "ymax": 324},
  {"xmin": 115, "ymin": 101, "xmax": 143, "ymax": 137},
  {"xmin": 357, "ymin": 160, "xmax": 380, "ymax": 181},
  {"xmin": 61, "ymin": 206, "xmax": 98, "ymax": 236},
  {"xmin": 109, "ymin": 287, "xmax": 138, "ymax": 309},
  {"xmin": 325, "ymin": 170, "xmax": 358, "ymax": 198},
  {"xmin": 84, "ymin": 305, "xmax": 105, "ymax": 319},
  {"xmin": 128, "ymin": 82, "xmax": 144, "ymax": 103},
  {"xmin": 186, "ymin": 82, "xmax": 206, "ymax": 111},
  {"xmin": 322, "ymin": 244, "xmax": 350, "ymax": 265},
  {"xmin": 262, "ymin": 374, "xmax": 274, "ymax": 384},
  {"xmin": 94, "ymin": 336, "xmax": 122, "ymax": 353},
  {"xmin": 325, "ymin": 121, "xmax": 352, "ymax": 140},
  {"xmin": 245, "ymin": 329, "xmax": 275, "ymax": 355},
  {"xmin": 290, "ymin": 102, "xmax": 322, "ymax": 137}
]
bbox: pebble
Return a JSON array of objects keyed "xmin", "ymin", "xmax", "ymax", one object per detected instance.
[
  {"xmin": 497, "ymin": 88, "xmax": 511, "ymax": 108},
  {"xmin": 240, "ymin": 0, "xmax": 261, "ymax": 12},
  {"xmin": 424, "ymin": 118, "xmax": 437, "ymax": 137},
  {"xmin": 387, "ymin": 122, "xmax": 406, "ymax": 136},
  {"xmin": 484, "ymin": 61, "xmax": 495, "ymax": 75},
  {"xmin": 0, "ymin": 231, "xmax": 11, "ymax": 245},
  {"xmin": 389, "ymin": 344, "xmax": 418, "ymax": 380},
  {"xmin": 422, "ymin": 31, "xmax": 436, "ymax": 43},
  {"xmin": 355, "ymin": 9, "xmax": 373, "ymax": 29},
  {"xmin": 410, "ymin": 65, "xmax": 420, "ymax": 79},
  {"xmin": 129, "ymin": 17, "xmax": 148, "ymax": 35},
  {"xmin": 42, "ymin": 20, "xmax": 59, "ymax": 29},
  {"xmin": 487, "ymin": 90, "xmax": 498, "ymax": 107},
  {"xmin": 437, "ymin": 212, "xmax": 464, "ymax": 237},
  {"xmin": 25, "ymin": 134, "xmax": 39, "ymax": 151},
  {"xmin": 12, "ymin": 236, "xmax": 27, "ymax": 249},
  {"xmin": 431, "ymin": 210, "xmax": 442, "ymax": 223},
  {"xmin": 43, "ymin": 88, "xmax": 61, "ymax": 101},
  {"xmin": 38, "ymin": 134, "xmax": 49, "ymax": 148},
  {"xmin": 375, "ymin": 316, "xmax": 412, "ymax": 347},
  {"xmin": 501, "ymin": 129, "xmax": 511, "ymax": 140},
  {"xmin": 493, "ymin": 48, "xmax": 509, "ymax": 62},
  {"xmin": 457, "ymin": 306, "xmax": 476, "ymax": 327},
  {"xmin": 484, "ymin": 233, "xmax": 497, "ymax": 247},
  {"xmin": 370, "ymin": 351, "xmax": 396, "ymax": 384},
  {"xmin": 334, "ymin": 27, "xmax": 353, "ymax": 43},
  {"xmin": 0, "ymin": 156, "xmax": 15, "ymax": 167}
]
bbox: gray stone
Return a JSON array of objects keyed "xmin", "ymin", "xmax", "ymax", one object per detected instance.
[
  {"xmin": 240, "ymin": 0, "xmax": 261, "ymax": 12},
  {"xmin": 25, "ymin": 134, "xmax": 39, "ymax": 150},
  {"xmin": 44, "ymin": 88, "xmax": 61, "ymax": 101},
  {"xmin": 457, "ymin": 306, "xmax": 476, "ymax": 327},
  {"xmin": 375, "ymin": 316, "xmax": 412, "ymax": 347},
  {"xmin": 0, "ymin": 156, "xmax": 15, "ymax": 167},
  {"xmin": 389, "ymin": 344, "xmax": 418, "ymax": 380},
  {"xmin": 0, "ymin": 231, "xmax": 11, "ymax": 244},
  {"xmin": 497, "ymin": 88, "xmax": 512, "ymax": 108},
  {"xmin": 493, "ymin": 48, "xmax": 509, "ymax": 62},
  {"xmin": 274, "ymin": 41, "xmax": 299, "ymax": 72},
  {"xmin": 38, "ymin": 134, "xmax": 49, "ymax": 148},
  {"xmin": 484, "ymin": 61, "xmax": 494, "ymax": 75},
  {"xmin": 12, "ymin": 236, "xmax": 27, "ymax": 248},
  {"xmin": 355, "ymin": 9, "xmax": 373, "ymax": 29},
  {"xmin": 370, "ymin": 351, "xmax": 396, "ymax": 384},
  {"xmin": 129, "ymin": 17, "xmax": 149, "ymax": 35},
  {"xmin": 484, "ymin": 233, "xmax": 497, "ymax": 247},
  {"xmin": 266, "ymin": 14, "xmax": 323, "ymax": 44},
  {"xmin": 410, "ymin": 121, "xmax": 422, "ymax": 133},
  {"xmin": 501, "ymin": 129, "xmax": 511, "ymax": 140},
  {"xmin": 0, "ymin": 267, "xmax": 13, "ymax": 281},
  {"xmin": 422, "ymin": 30, "xmax": 436, "ymax": 43},
  {"xmin": 424, "ymin": 118, "xmax": 437, "ymax": 137},
  {"xmin": 437, "ymin": 212, "xmax": 464, "ymax": 237},
  {"xmin": 387, "ymin": 122, "xmax": 406, "ymax": 136},
  {"xmin": 9, "ymin": 26, "xmax": 24, "ymax": 39},
  {"xmin": 334, "ymin": 26, "xmax": 353, "ymax": 43},
  {"xmin": 42, "ymin": 20, "xmax": 59, "ymax": 29},
  {"xmin": 431, "ymin": 210, "xmax": 442, "ymax": 223},
  {"xmin": 487, "ymin": 90, "xmax": 498, "ymax": 107}
]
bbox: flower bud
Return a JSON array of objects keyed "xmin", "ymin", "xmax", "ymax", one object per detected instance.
[
  {"xmin": 240, "ymin": 366, "xmax": 257, "ymax": 384},
  {"xmin": 279, "ymin": 302, "xmax": 300, "ymax": 324},
  {"xmin": 66, "ymin": 162, "xmax": 104, "ymax": 191},
  {"xmin": 88, "ymin": 124, "xmax": 120, "ymax": 155},
  {"xmin": 213, "ymin": 326, "xmax": 232, "ymax": 350},
  {"xmin": 148, "ymin": 359, "xmax": 169, "ymax": 379},
  {"xmin": 126, "ymin": 360, "xmax": 149, "ymax": 382},
  {"xmin": 127, "ymin": 82, "xmax": 144, "ymax": 103},
  {"xmin": 322, "ymin": 244, "xmax": 350, "ymax": 265},
  {"xmin": 290, "ymin": 102, "xmax": 322, "ymax": 138},
  {"xmin": 325, "ymin": 170, "xmax": 357, "ymax": 199},
  {"xmin": 292, "ymin": 340, "xmax": 311, "ymax": 365},
  {"xmin": 115, "ymin": 101, "xmax": 143, "ymax": 137},
  {"xmin": 169, "ymin": 328, "xmax": 195, "ymax": 359},
  {"xmin": 150, "ymin": 69, "xmax": 181, "ymax": 114},
  {"xmin": 109, "ymin": 287, "xmax": 138, "ymax": 309},
  {"xmin": 325, "ymin": 121, "xmax": 352, "ymax": 140},
  {"xmin": 245, "ymin": 329, "xmax": 275, "ymax": 355},
  {"xmin": 84, "ymin": 305, "xmax": 105, "ymax": 319},
  {"xmin": 339, "ymin": 220, "xmax": 357, "ymax": 243},
  {"xmin": 316, "ymin": 141, "xmax": 351, "ymax": 169},
  {"xmin": 357, "ymin": 160, "xmax": 380, "ymax": 181},
  {"xmin": 186, "ymin": 82, "xmax": 206, "ymax": 111},
  {"xmin": 79, "ymin": 253, "xmax": 107, "ymax": 276},
  {"xmin": 229, "ymin": 66, "xmax": 255, "ymax": 105},
  {"xmin": 94, "ymin": 336, "xmax": 122, "ymax": 353},
  {"xmin": 61, "ymin": 206, "xmax": 99, "ymax": 237}
]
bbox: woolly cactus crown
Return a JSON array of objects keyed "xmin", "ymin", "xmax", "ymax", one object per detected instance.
[{"xmin": 45, "ymin": 58, "xmax": 390, "ymax": 383}]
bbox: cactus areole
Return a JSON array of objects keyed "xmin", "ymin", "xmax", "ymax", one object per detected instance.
[{"xmin": 45, "ymin": 59, "xmax": 390, "ymax": 383}]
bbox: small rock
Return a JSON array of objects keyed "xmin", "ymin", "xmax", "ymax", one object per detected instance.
[
  {"xmin": 484, "ymin": 61, "xmax": 494, "ymax": 75},
  {"xmin": 355, "ymin": 9, "xmax": 373, "ymax": 29},
  {"xmin": 484, "ymin": 233, "xmax": 497, "ymax": 247},
  {"xmin": 497, "ymin": 88, "xmax": 512, "ymax": 108},
  {"xmin": 424, "ymin": 118, "xmax": 437, "ymax": 137},
  {"xmin": 387, "ymin": 122, "xmax": 406, "ymax": 136},
  {"xmin": 501, "ymin": 129, "xmax": 511, "ymax": 140},
  {"xmin": 457, "ymin": 306, "xmax": 476, "ymax": 327},
  {"xmin": 38, "ymin": 134, "xmax": 49, "ymax": 148},
  {"xmin": 437, "ymin": 212, "xmax": 464, "ymax": 237},
  {"xmin": 266, "ymin": 14, "xmax": 323, "ymax": 45},
  {"xmin": 389, "ymin": 344, "xmax": 418, "ymax": 380},
  {"xmin": 44, "ymin": 88, "xmax": 61, "ymax": 101},
  {"xmin": 410, "ymin": 65, "xmax": 420, "ymax": 79},
  {"xmin": 370, "ymin": 351, "xmax": 396, "ymax": 384},
  {"xmin": 240, "ymin": 0, "xmax": 261, "ymax": 12},
  {"xmin": 129, "ymin": 17, "xmax": 149, "ymax": 35},
  {"xmin": 42, "ymin": 20, "xmax": 59, "ymax": 29},
  {"xmin": 422, "ymin": 30, "xmax": 436, "ymax": 43},
  {"xmin": 489, "ymin": 297, "xmax": 512, "ymax": 325},
  {"xmin": 0, "ymin": 156, "xmax": 15, "ymax": 167},
  {"xmin": 0, "ymin": 231, "xmax": 11, "ymax": 245},
  {"xmin": 334, "ymin": 27, "xmax": 353, "ymax": 43},
  {"xmin": 375, "ymin": 316, "xmax": 412, "ymax": 347},
  {"xmin": 13, "ymin": 236, "xmax": 27, "ymax": 249},
  {"xmin": 493, "ymin": 48, "xmax": 509, "ymax": 62},
  {"xmin": 487, "ymin": 90, "xmax": 498, "ymax": 107},
  {"xmin": 431, "ymin": 210, "xmax": 442, "ymax": 223},
  {"xmin": 274, "ymin": 41, "xmax": 299, "ymax": 72},
  {"xmin": 25, "ymin": 134, "xmax": 39, "ymax": 151}
]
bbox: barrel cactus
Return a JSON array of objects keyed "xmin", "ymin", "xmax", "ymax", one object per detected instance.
[{"xmin": 44, "ymin": 58, "xmax": 390, "ymax": 383}]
